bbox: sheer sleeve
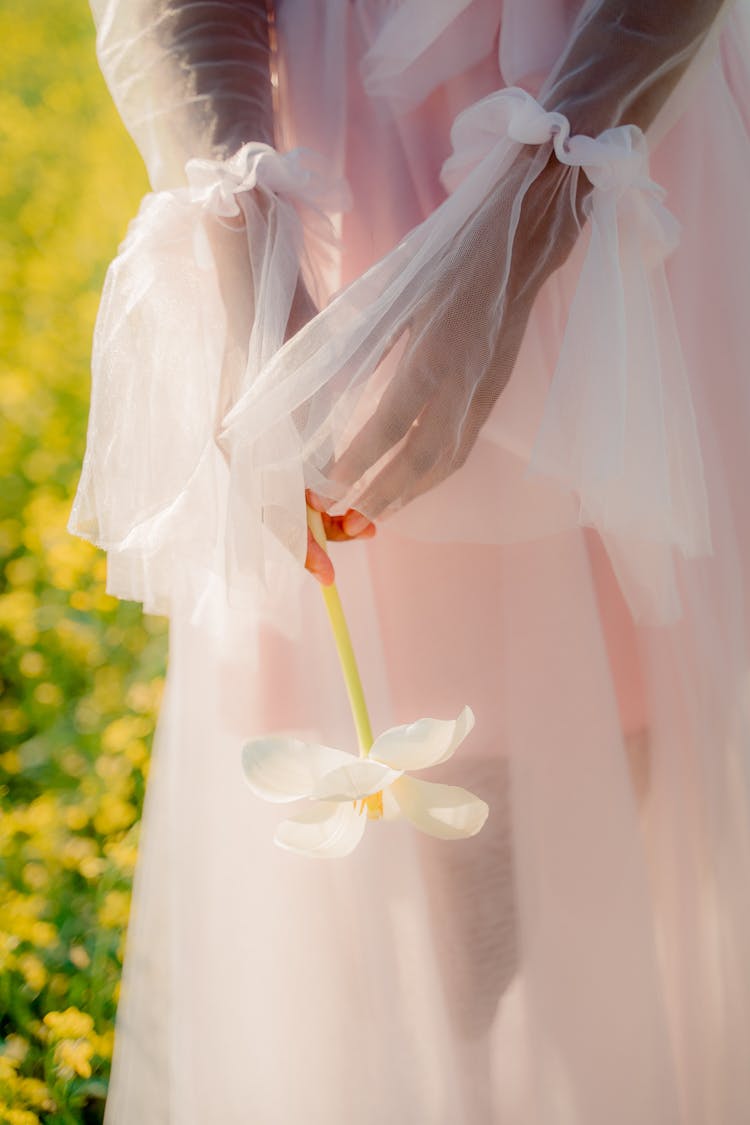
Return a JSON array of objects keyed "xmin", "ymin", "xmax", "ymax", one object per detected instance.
[
  {"xmin": 218, "ymin": 0, "xmax": 729, "ymax": 623},
  {"xmin": 68, "ymin": 0, "xmax": 348, "ymax": 622},
  {"xmin": 542, "ymin": 0, "xmax": 727, "ymax": 135},
  {"xmin": 90, "ymin": 0, "xmax": 275, "ymax": 188}
]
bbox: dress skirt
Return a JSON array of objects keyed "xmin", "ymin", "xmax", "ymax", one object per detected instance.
[{"xmin": 68, "ymin": 1, "xmax": 750, "ymax": 1121}]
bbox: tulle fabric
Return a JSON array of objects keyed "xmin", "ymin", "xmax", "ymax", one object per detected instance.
[
  {"xmin": 69, "ymin": 141, "xmax": 348, "ymax": 620},
  {"xmin": 76, "ymin": 0, "xmax": 728, "ymax": 629},
  {"xmin": 219, "ymin": 83, "xmax": 712, "ymax": 625},
  {"xmin": 67, "ymin": 0, "xmax": 750, "ymax": 1121},
  {"xmin": 89, "ymin": 0, "xmax": 277, "ymax": 186}
]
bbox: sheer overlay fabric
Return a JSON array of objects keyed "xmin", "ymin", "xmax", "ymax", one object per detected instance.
[{"xmin": 69, "ymin": 1, "xmax": 750, "ymax": 1122}]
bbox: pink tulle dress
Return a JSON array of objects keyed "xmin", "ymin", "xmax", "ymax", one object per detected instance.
[{"xmin": 69, "ymin": 1, "xmax": 750, "ymax": 1121}]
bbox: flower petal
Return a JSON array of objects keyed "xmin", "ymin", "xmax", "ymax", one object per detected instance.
[
  {"xmin": 274, "ymin": 800, "xmax": 367, "ymax": 858},
  {"xmin": 241, "ymin": 736, "xmax": 355, "ymax": 803},
  {"xmin": 390, "ymin": 775, "xmax": 489, "ymax": 840},
  {"xmin": 312, "ymin": 758, "xmax": 402, "ymax": 801},
  {"xmin": 369, "ymin": 706, "xmax": 475, "ymax": 772},
  {"xmin": 381, "ymin": 786, "xmax": 402, "ymax": 821}
]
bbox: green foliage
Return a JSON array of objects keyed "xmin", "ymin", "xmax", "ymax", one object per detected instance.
[{"xmin": 0, "ymin": 2, "xmax": 161, "ymax": 1119}]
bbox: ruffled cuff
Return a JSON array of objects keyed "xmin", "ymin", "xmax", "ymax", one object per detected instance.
[
  {"xmin": 443, "ymin": 87, "xmax": 712, "ymax": 621},
  {"xmin": 68, "ymin": 142, "xmax": 350, "ymax": 621}
]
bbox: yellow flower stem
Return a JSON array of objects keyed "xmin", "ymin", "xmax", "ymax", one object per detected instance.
[{"xmin": 306, "ymin": 505, "xmax": 374, "ymax": 757}]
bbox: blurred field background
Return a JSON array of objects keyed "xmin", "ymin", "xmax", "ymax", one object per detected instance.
[{"xmin": 1, "ymin": 2, "xmax": 166, "ymax": 1120}]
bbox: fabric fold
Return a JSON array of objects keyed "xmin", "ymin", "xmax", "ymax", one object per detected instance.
[
  {"xmin": 359, "ymin": 0, "xmax": 501, "ymax": 113},
  {"xmin": 444, "ymin": 88, "xmax": 713, "ymax": 618}
]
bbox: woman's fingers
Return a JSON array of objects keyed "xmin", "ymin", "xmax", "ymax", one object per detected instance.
[
  {"xmin": 304, "ymin": 491, "xmax": 377, "ymax": 584},
  {"xmin": 305, "ymin": 528, "xmax": 335, "ymax": 586},
  {"xmin": 343, "ymin": 510, "xmax": 375, "ymax": 537},
  {"xmin": 305, "ymin": 489, "xmax": 331, "ymax": 514},
  {"xmin": 323, "ymin": 512, "xmax": 377, "ymax": 541},
  {"xmin": 305, "ymin": 490, "xmax": 376, "ymax": 540}
]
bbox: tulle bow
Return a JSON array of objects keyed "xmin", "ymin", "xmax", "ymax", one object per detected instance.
[{"xmin": 186, "ymin": 143, "xmax": 347, "ymax": 219}]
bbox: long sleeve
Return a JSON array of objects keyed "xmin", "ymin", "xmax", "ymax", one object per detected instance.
[
  {"xmin": 91, "ymin": 0, "xmax": 275, "ymax": 188},
  {"xmin": 544, "ymin": 0, "xmax": 727, "ymax": 134},
  {"xmin": 69, "ymin": 0, "xmax": 348, "ymax": 623},
  {"xmin": 218, "ymin": 0, "xmax": 730, "ymax": 624}
]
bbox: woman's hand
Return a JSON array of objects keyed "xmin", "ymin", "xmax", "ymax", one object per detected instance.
[
  {"xmin": 304, "ymin": 490, "xmax": 376, "ymax": 585},
  {"xmin": 327, "ymin": 152, "xmax": 584, "ymax": 519}
]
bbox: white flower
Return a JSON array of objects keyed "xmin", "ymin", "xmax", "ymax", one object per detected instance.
[{"xmin": 241, "ymin": 706, "xmax": 488, "ymax": 858}]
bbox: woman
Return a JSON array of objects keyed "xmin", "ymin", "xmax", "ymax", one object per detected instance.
[{"xmin": 70, "ymin": 1, "xmax": 750, "ymax": 1121}]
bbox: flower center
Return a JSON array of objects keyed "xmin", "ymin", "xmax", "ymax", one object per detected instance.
[{"xmin": 356, "ymin": 791, "xmax": 384, "ymax": 820}]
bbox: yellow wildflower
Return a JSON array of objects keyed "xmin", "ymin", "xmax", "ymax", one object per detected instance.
[
  {"xmin": 93, "ymin": 793, "xmax": 137, "ymax": 835},
  {"xmin": 1, "ymin": 1107, "xmax": 41, "ymax": 1125},
  {"xmin": 0, "ymin": 518, "xmax": 22, "ymax": 555},
  {"xmin": 62, "ymin": 799, "xmax": 90, "ymax": 829},
  {"xmin": 69, "ymin": 944, "xmax": 91, "ymax": 970},
  {"xmin": 18, "ymin": 650, "xmax": 45, "ymax": 678},
  {"xmin": 17, "ymin": 954, "xmax": 48, "ymax": 994},
  {"xmin": 0, "ymin": 893, "xmax": 56, "ymax": 947},
  {"xmin": 68, "ymin": 589, "xmax": 93, "ymax": 611},
  {"xmin": 16, "ymin": 1076, "xmax": 54, "ymax": 1111},
  {"xmin": 32, "ymin": 682, "xmax": 63, "ymax": 708},
  {"xmin": 0, "ymin": 749, "xmax": 22, "ymax": 774},
  {"xmin": 0, "ymin": 706, "xmax": 29, "ymax": 734},
  {"xmin": 103, "ymin": 838, "xmax": 138, "ymax": 873},
  {"xmin": 0, "ymin": 933, "xmax": 19, "ymax": 972},
  {"xmin": 0, "ymin": 590, "xmax": 37, "ymax": 640},
  {"xmin": 21, "ymin": 863, "xmax": 49, "ymax": 891},
  {"xmin": 124, "ymin": 738, "xmax": 148, "ymax": 767},
  {"xmin": 92, "ymin": 1029, "xmax": 115, "ymax": 1060},
  {"xmin": 60, "ymin": 835, "xmax": 97, "ymax": 869},
  {"xmin": 14, "ymin": 796, "xmax": 58, "ymax": 835},
  {"xmin": 94, "ymin": 752, "xmax": 132, "ymax": 783},
  {"xmin": 55, "ymin": 617, "xmax": 101, "ymax": 663},
  {"xmin": 28, "ymin": 922, "xmax": 57, "ymax": 949},
  {"xmin": 97, "ymin": 890, "xmax": 131, "ymax": 930},
  {"xmin": 0, "ymin": 1056, "xmax": 20, "ymax": 1081},
  {"xmin": 5, "ymin": 556, "xmax": 38, "ymax": 587},
  {"xmin": 126, "ymin": 677, "xmax": 164, "ymax": 715},
  {"xmin": 102, "ymin": 715, "xmax": 152, "ymax": 753},
  {"xmin": 53, "ymin": 1038, "xmax": 94, "ymax": 1080},
  {"xmin": 79, "ymin": 856, "xmax": 108, "ymax": 880},
  {"xmin": 2, "ymin": 1035, "xmax": 29, "ymax": 1064},
  {"xmin": 43, "ymin": 1007, "xmax": 95, "ymax": 1042}
]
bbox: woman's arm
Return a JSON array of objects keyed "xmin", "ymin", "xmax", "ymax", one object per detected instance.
[
  {"xmin": 91, "ymin": 0, "xmax": 276, "ymax": 185},
  {"xmin": 154, "ymin": 0, "xmax": 275, "ymax": 152},
  {"xmin": 88, "ymin": 0, "xmax": 373, "ymax": 587},
  {"xmin": 545, "ymin": 0, "xmax": 728, "ymax": 135},
  {"xmin": 302, "ymin": 0, "xmax": 730, "ymax": 518}
]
